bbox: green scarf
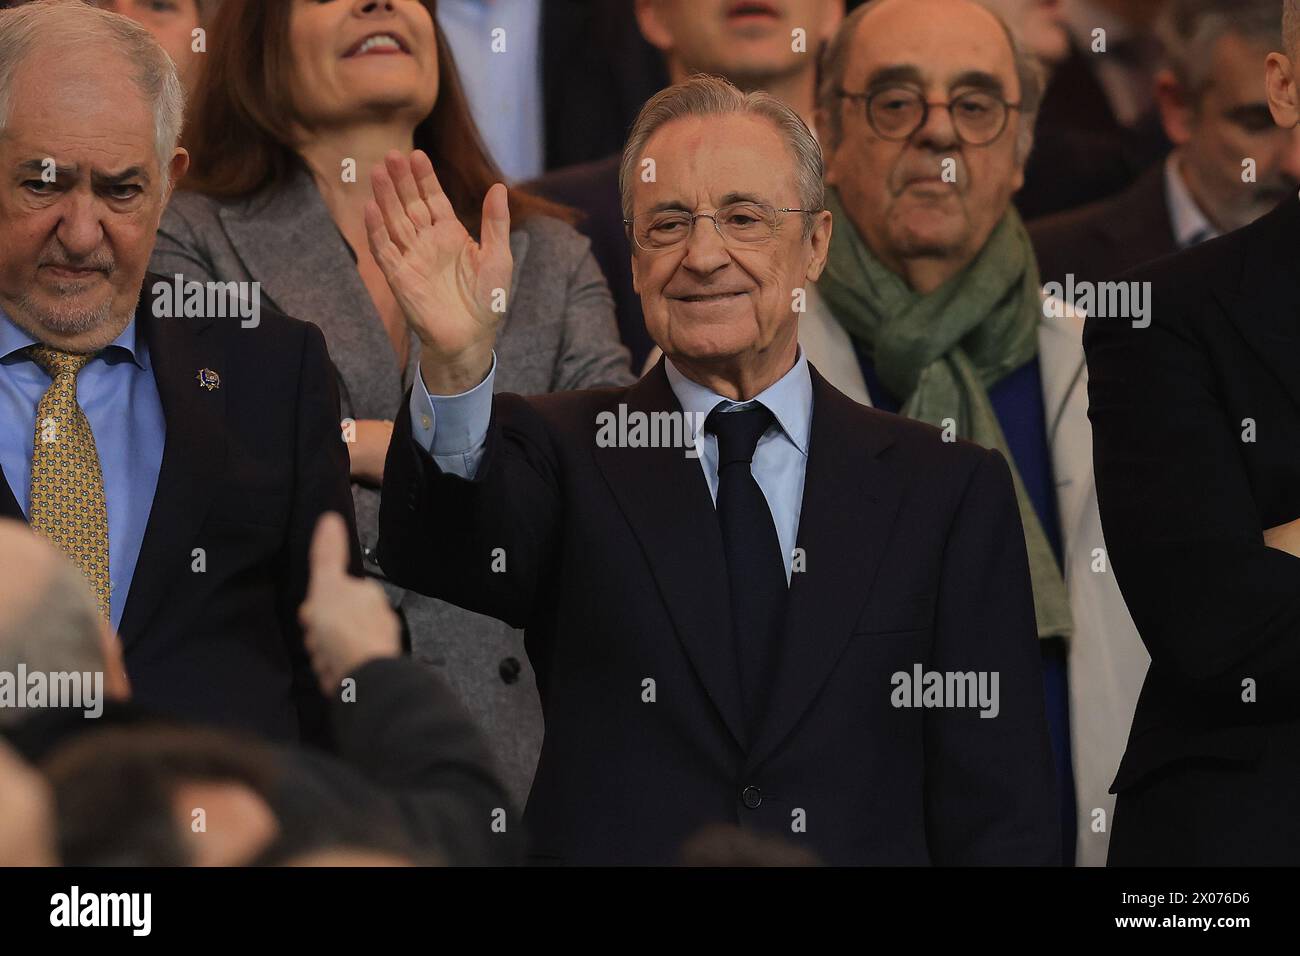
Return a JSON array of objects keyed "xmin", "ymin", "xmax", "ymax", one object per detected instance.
[{"xmin": 817, "ymin": 186, "xmax": 1071, "ymax": 641}]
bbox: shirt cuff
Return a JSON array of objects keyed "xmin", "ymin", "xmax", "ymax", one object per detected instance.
[{"xmin": 409, "ymin": 352, "xmax": 496, "ymax": 475}]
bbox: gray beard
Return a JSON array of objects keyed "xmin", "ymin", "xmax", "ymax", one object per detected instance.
[{"xmin": 13, "ymin": 287, "xmax": 117, "ymax": 339}]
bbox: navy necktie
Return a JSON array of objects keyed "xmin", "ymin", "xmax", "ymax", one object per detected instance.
[{"xmin": 706, "ymin": 403, "xmax": 787, "ymax": 737}]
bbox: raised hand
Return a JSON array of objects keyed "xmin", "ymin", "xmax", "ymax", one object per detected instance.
[{"xmin": 365, "ymin": 149, "xmax": 512, "ymax": 394}]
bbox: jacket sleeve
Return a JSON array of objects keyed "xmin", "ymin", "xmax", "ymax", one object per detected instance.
[
  {"xmin": 1085, "ymin": 298, "xmax": 1300, "ymax": 716},
  {"xmin": 378, "ymin": 388, "xmax": 562, "ymax": 631},
  {"xmin": 328, "ymin": 656, "xmax": 521, "ymax": 865},
  {"xmin": 924, "ymin": 449, "xmax": 1060, "ymax": 865}
]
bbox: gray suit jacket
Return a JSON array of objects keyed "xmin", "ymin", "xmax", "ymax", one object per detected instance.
[{"xmin": 152, "ymin": 170, "xmax": 635, "ymax": 811}]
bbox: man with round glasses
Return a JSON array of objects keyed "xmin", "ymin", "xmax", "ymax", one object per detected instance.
[
  {"xmin": 373, "ymin": 73, "xmax": 1058, "ymax": 865},
  {"xmin": 806, "ymin": 0, "xmax": 1145, "ymax": 867}
]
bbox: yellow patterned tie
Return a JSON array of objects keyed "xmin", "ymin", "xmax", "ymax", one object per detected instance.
[{"xmin": 27, "ymin": 345, "xmax": 111, "ymax": 621}]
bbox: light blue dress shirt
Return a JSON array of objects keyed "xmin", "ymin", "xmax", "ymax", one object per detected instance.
[
  {"xmin": 410, "ymin": 350, "xmax": 813, "ymax": 581},
  {"xmin": 0, "ymin": 308, "xmax": 165, "ymax": 630},
  {"xmin": 437, "ymin": 0, "xmax": 546, "ymax": 182}
]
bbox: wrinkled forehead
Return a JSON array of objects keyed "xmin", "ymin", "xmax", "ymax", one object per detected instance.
[
  {"xmin": 632, "ymin": 113, "xmax": 802, "ymax": 214},
  {"xmin": 3, "ymin": 50, "xmax": 158, "ymax": 169},
  {"xmin": 844, "ymin": 0, "xmax": 1021, "ymax": 97}
]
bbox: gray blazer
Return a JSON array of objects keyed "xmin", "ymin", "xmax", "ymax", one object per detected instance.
[{"xmin": 152, "ymin": 170, "xmax": 635, "ymax": 811}]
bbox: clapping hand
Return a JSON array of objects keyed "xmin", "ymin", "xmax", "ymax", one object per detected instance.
[{"xmin": 365, "ymin": 149, "xmax": 512, "ymax": 395}]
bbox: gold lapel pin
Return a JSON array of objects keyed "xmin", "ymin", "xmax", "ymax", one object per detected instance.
[{"xmin": 196, "ymin": 368, "xmax": 221, "ymax": 391}]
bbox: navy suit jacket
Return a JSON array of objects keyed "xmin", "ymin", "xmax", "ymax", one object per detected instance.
[
  {"xmin": 1086, "ymin": 197, "xmax": 1300, "ymax": 864},
  {"xmin": 0, "ymin": 276, "xmax": 361, "ymax": 745},
  {"xmin": 379, "ymin": 359, "xmax": 1059, "ymax": 864}
]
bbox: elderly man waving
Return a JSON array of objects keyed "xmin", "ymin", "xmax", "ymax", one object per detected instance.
[{"xmin": 375, "ymin": 75, "xmax": 1058, "ymax": 865}]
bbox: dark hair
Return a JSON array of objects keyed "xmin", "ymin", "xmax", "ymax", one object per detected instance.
[
  {"xmin": 43, "ymin": 725, "xmax": 280, "ymax": 866},
  {"xmin": 181, "ymin": 0, "xmax": 570, "ymax": 233}
]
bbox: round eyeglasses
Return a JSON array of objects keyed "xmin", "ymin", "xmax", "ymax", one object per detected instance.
[
  {"xmin": 838, "ymin": 86, "xmax": 1022, "ymax": 146},
  {"xmin": 623, "ymin": 202, "xmax": 816, "ymax": 253}
]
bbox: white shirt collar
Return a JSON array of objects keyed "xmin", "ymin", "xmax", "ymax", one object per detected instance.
[{"xmin": 1163, "ymin": 151, "xmax": 1220, "ymax": 248}]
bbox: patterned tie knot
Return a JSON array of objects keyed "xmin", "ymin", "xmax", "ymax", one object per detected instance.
[
  {"xmin": 28, "ymin": 345, "xmax": 96, "ymax": 380},
  {"xmin": 706, "ymin": 402, "xmax": 774, "ymax": 468}
]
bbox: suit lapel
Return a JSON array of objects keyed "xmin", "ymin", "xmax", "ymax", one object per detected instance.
[
  {"xmin": 1219, "ymin": 198, "xmax": 1300, "ymax": 415},
  {"xmin": 117, "ymin": 292, "xmax": 227, "ymax": 644},
  {"xmin": 591, "ymin": 361, "xmax": 748, "ymax": 749},
  {"xmin": 749, "ymin": 367, "xmax": 903, "ymax": 770}
]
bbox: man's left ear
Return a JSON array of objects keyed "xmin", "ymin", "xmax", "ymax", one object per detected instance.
[{"xmin": 805, "ymin": 209, "xmax": 833, "ymax": 282}]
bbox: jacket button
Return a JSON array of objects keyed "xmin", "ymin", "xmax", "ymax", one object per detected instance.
[
  {"xmin": 741, "ymin": 786, "xmax": 763, "ymax": 809},
  {"xmin": 499, "ymin": 656, "xmax": 522, "ymax": 684}
]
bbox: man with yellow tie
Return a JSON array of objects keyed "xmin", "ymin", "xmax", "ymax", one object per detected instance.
[{"xmin": 0, "ymin": 0, "xmax": 359, "ymax": 744}]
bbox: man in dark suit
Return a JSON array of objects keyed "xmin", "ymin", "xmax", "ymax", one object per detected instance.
[
  {"xmin": 1032, "ymin": 0, "xmax": 1299, "ymax": 289},
  {"xmin": 369, "ymin": 75, "xmax": 1058, "ymax": 865},
  {"xmin": 1083, "ymin": 0, "xmax": 1300, "ymax": 864},
  {"xmin": 0, "ymin": 2, "xmax": 358, "ymax": 744}
]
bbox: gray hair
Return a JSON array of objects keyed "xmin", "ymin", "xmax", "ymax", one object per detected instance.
[
  {"xmin": 1286, "ymin": 0, "xmax": 1299, "ymax": 57},
  {"xmin": 0, "ymin": 0, "xmax": 185, "ymax": 174},
  {"xmin": 818, "ymin": 0, "xmax": 1043, "ymax": 164},
  {"xmin": 0, "ymin": 558, "xmax": 105, "ymax": 728},
  {"xmin": 619, "ymin": 74, "xmax": 824, "ymax": 237},
  {"xmin": 1158, "ymin": 0, "xmax": 1283, "ymax": 99}
]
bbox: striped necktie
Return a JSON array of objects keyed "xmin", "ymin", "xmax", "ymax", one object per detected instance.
[{"xmin": 27, "ymin": 344, "xmax": 111, "ymax": 620}]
